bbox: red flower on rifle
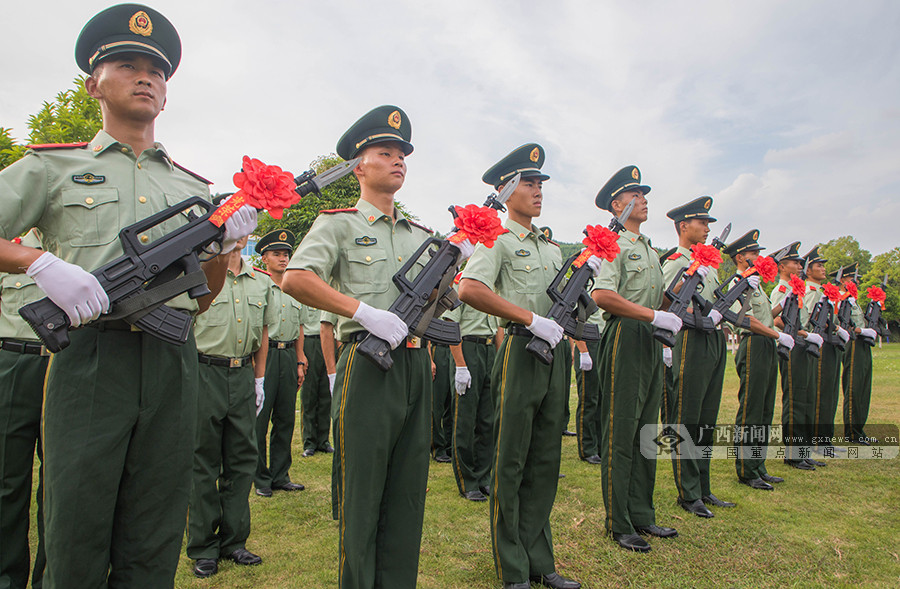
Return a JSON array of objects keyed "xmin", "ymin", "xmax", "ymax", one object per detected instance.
[
  {"xmin": 867, "ymin": 285, "xmax": 887, "ymax": 307},
  {"xmin": 690, "ymin": 243, "xmax": 722, "ymax": 268},
  {"xmin": 451, "ymin": 205, "xmax": 507, "ymax": 248},
  {"xmin": 753, "ymin": 256, "xmax": 778, "ymax": 283},
  {"xmin": 823, "ymin": 283, "xmax": 842, "ymax": 303},
  {"xmin": 789, "ymin": 274, "xmax": 806, "ymax": 298},
  {"xmin": 233, "ymin": 156, "xmax": 298, "ymax": 219},
  {"xmin": 582, "ymin": 225, "xmax": 621, "ymax": 262},
  {"xmin": 846, "ymin": 281, "xmax": 858, "ymax": 299}
]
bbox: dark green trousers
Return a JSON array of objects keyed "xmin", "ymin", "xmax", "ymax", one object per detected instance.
[
  {"xmin": 489, "ymin": 333, "xmax": 566, "ymax": 584},
  {"xmin": 812, "ymin": 343, "xmax": 842, "ymax": 444},
  {"xmin": 562, "ymin": 340, "xmax": 572, "ymax": 431},
  {"xmin": 0, "ymin": 349, "xmax": 47, "ymax": 589},
  {"xmin": 431, "ymin": 344, "xmax": 453, "ymax": 459},
  {"xmin": 668, "ymin": 329, "xmax": 726, "ymax": 501},
  {"xmin": 780, "ymin": 343, "xmax": 815, "ymax": 461},
  {"xmin": 733, "ymin": 335, "xmax": 778, "ymax": 481},
  {"xmin": 187, "ymin": 363, "xmax": 256, "ymax": 560},
  {"xmin": 43, "ymin": 328, "xmax": 198, "ymax": 588},
  {"xmin": 842, "ymin": 339, "xmax": 873, "ymax": 441},
  {"xmin": 301, "ymin": 335, "xmax": 331, "ymax": 451},
  {"xmin": 661, "ymin": 364, "xmax": 674, "ymax": 424},
  {"xmin": 332, "ymin": 342, "xmax": 431, "ymax": 589},
  {"xmin": 599, "ymin": 317, "xmax": 663, "ymax": 535},
  {"xmin": 574, "ymin": 339, "xmax": 602, "ymax": 459},
  {"xmin": 450, "ymin": 340, "xmax": 494, "ymax": 495},
  {"xmin": 255, "ymin": 347, "xmax": 299, "ymax": 489}
]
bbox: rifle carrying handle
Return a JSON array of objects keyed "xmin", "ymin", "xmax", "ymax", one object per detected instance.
[{"xmin": 18, "ymin": 298, "xmax": 71, "ymax": 353}]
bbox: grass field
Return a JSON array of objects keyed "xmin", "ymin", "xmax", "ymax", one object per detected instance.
[{"xmin": 29, "ymin": 344, "xmax": 900, "ymax": 587}]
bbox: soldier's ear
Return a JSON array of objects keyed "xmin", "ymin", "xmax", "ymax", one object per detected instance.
[{"xmin": 85, "ymin": 73, "xmax": 102, "ymax": 99}]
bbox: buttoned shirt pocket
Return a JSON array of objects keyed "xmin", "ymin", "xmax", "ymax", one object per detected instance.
[
  {"xmin": 203, "ymin": 297, "xmax": 232, "ymax": 326},
  {"xmin": 622, "ymin": 259, "xmax": 647, "ymax": 293},
  {"xmin": 247, "ymin": 294, "xmax": 267, "ymax": 327},
  {"xmin": 345, "ymin": 247, "xmax": 390, "ymax": 295},
  {"xmin": 510, "ymin": 258, "xmax": 543, "ymax": 294},
  {"xmin": 60, "ymin": 187, "xmax": 120, "ymax": 247}
]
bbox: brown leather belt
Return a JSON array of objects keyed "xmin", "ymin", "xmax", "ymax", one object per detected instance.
[{"xmin": 197, "ymin": 353, "xmax": 252, "ymax": 368}]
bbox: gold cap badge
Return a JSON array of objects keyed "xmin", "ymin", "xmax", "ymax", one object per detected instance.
[
  {"xmin": 129, "ymin": 11, "xmax": 153, "ymax": 36},
  {"xmin": 388, "ymin": 110, "xmax": 402, "ymax": 130},
  {"xmin": 704, "ymin": 199, "xmax": 711, "ymax": 210},
  {"xmin": 753, "ymin": 231, "xmax": 759, "ymax": 240},
  {"xmin": 529, "ymin": 147, "xmax": 540, "ymax": 163},
  {"xmin": 631, "ymin": 167, "xmax": 639, "ymax": 180},
  {"xmin": 279, "ymin": 232, "xmax": 288, "ymax": 241}
]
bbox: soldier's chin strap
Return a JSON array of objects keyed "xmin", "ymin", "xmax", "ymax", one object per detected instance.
[{"xmin": 410, "ymin": 259, "xmax": 459, "ymax": 338}]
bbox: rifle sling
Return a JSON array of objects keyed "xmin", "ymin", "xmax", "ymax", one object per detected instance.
[{"xmin": 103, "ymin": 269, "xmax": 208, "ymax": 323}]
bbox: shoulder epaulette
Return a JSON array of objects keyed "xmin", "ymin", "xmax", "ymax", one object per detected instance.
[
  {"xmin": 547, "ymin": 239, "xmax": 559, "ymax": 247},
  {"xmin": 667, "ymin": 252, "xmax": 683, "ymax": 261},
  {"xmin": 408, "ymin": 219, "xmax": 434, "ymax": 234},
  {"xmin": 253, "ymin": 267, "xmax": 271, "ymax": 277},
  {"xmin": 320, "ymin": 208, "xmax": 358, "ymax": 214},
  {"xmin": 808, "ymin": 284, "xmax": 818, "ymax": 291},
  {"xmin": 172, "ymin": 161, "xmax": 212, "ymax": 185},
  {"xmin": 28, "ymin": 142, "xmax": 88, "ymax": 151},
  {"xmin": 778, "ymin": 285, "xmax": 787, "ymax": 293}
]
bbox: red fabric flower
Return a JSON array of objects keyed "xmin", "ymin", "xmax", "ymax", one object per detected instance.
[
  {"xmin": 867, "ymin": 285, "xmax": 887, "ymax": 307},
  {"xmin": 846, "ymin": 281, "xmax": 858, "ymax": 299},
  {"xmin": 581, "ymin": 225, "xmax": 621, "ymax": 262},
  {"xmin": 450, "ymin": 205, "xmax": 507, "ymax": 248},
  {"xmin": 685, "ymin": 243, "xmax": 722, "ymax": 275},
  {"xmin": 232, "ymin": 156, "xmax": 298, "ymax": 219},
  {"xmin": 789, "ymin": 274, "xmax": 806, "ymax": 303},
  {"xmin": 753, "ymin": 255, "xmax": 778, "ymax": 283},
  {"xmin": 823, "ymin": 283, "xmax": 842, "ymax": 303}
]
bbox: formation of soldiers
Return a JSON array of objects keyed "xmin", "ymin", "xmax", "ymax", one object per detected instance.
[{"xmin": 0, "ymin": 4, "xmax": 888, "ymax": 589}]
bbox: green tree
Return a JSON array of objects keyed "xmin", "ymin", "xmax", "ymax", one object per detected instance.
[
  {"xmin": 0, "ymin": 127, "xmax": 26, "ymax": 171},
  {"xmin": 858, "ymin": 247, "xmax": 900, "ymax": 326},
  {"xmin": 820, "ymin": 236, "xmax": 872, "ymax": 276}
]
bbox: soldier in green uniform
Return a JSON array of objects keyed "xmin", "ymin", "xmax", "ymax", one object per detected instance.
[
  {"xmin": 769, "ymin": 242, "xmax": 824, "ymax": 470},
  {"xmin": 446, "ymin": 275, "xmax": 499, "ymax": 502},
  {"xmin": 299, "ymin": 305, "xmax": 334, "ymax": 457},
  {"xmin": 282, "ymin": 105, "xmax": 444, "ymax": 589},
  {"xmin": 0, "ymin": 6, "xmax": 257, "ymax": 586},
  {"xmin": 459, "ymin": 143, "xmax": 583, "ymax": 589},
  {"xmin": 254, "ymin": 230, "xmax": 307, "ymax": 496},
  {"xmin": 432, "ymin": 340, "xmax": 454, "ymax": 462},
  {"xmin": 802, "ymin": 246, "xmax": 850, "ymax": 456},
  {"xmin": 573, "ymin": 312, "xmax": 605, "ymax": 464},
  {"xmin": 188, "ymin": 236, "xmax": 275, "ymax": 577},
  {"xmin": 591, "ymin": 166, "xmax": 683, "ymax": 553},
  {"xmin": 721, "ymin": 230, "xmax": 796, "ymax": 491},
  {"xmin": 837, "ymin": 265, "xmax": 878, "ymax": 443},
  {"xmin": 661, "ymin": 197, "xmax": 734, "ymax": 517},
  {"xmin": 0, "ymin": 231, "xmax": 47, "ymax": 589}
]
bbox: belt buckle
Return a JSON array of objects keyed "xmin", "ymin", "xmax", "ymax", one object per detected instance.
[
  {"xmin": 486, "ymin": 337, "xmax": 493, "ymax": 346},
  {"xmin": 277, "ymin": 342, "xmax": 286, "ymax": 349},
  {"xmin": 406, "ymin": 335, "xmax": 421, "ymax": 349},
  {"xmin": 229, "ymin": 357, "xmax": 242, "ymax": 368},
  {"xmin": 40, "ymin": 345, "xmax": 50, "ymax": 357}
]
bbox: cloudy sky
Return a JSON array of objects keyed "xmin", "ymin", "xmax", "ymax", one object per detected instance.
[{"xmin": 4, "ymin": 0, "xmax": 899, "ymax": 255}]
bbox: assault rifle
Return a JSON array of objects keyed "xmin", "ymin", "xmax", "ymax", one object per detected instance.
[
  {"xmin": 777, "ymin": 287, "xmax": 802, "ymax": 360},
  {"xmin": 712, "ymin": 248, "xmax": 789, "ymax": 331},
  {"xmin": 19, "ymin": 159, "xmax": 359, "ymax": 353},
  {"xmin": 524, "ymin": 199, "xmax": 635, "ymax": 365},
  {"xmin": 653, "ymin": 223, "xmax": 733, "ymax": 347},
  {"xmin": 356, "ymin": 174, "xmax": 522, "ymax": 371},
  {"xmin": 861, "ymin": 273, "xmax": 889, "ymax": 346}
]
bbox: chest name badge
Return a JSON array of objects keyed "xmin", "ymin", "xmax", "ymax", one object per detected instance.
[
  {"xmin": 515, "ymin": 249, "xmax": 531, "ymax": 257},
  {"xmin": 355, "ymin": 236, "xmax": 377, "ymax": 246},
  {"xmin": 628, "ymin": 253, "xmax": 642, "ymax": 260},
  {"xmin": 72, "ymin": 173, "xmax": 106, "ymax": 185}
]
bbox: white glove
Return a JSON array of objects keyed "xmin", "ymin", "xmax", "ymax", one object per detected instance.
[
  {"xmin": 708, "ymin": 309, "xmax": 723, "ymax": 326},
  {"xmin": 805, "ymin": 333, "xmax": 824, "ymax": 347},
  {"xmin": 449, "ymin": 234, "xmax": 475, "ymax": 261},
  {"xmin": 747, "ymin": 275, "xmax": 760, "ymax": 290},
  {"xmin": 860, "ymin": 327, "xmax": 877, "ymax": 339},
  {"xmin": 27, "ymin": 252, "xmax": 110, "ymax": 328},
  {"xmin": 695, "ymin": 265, "xmax": 711, "ymax": 278},
  {"xmin": 777, "ymin": 332, "xmax": 795, "ymax": 350},
  {"xmin": 662, "ymin": 347, "xmax": 673, "ymax": 368},
  {"xmin": 255, "ymin": 377, "xmax": 265, "ymax": 416},
  {"xmin": 220, "ymin": 204, "xmax": 258, "ymax": 254},
  {"xmin": 848, "ymin": 297, "xmax": 856, "ymax": 305},
  {"xmin": 579, "ymin": 351, "xmax": 593, "ymax": 371},
  {"xmin": 454, "ymin": 366, "xmax": 471, "ymax": 396},
  {"xmin": 651, "ymin": 310, "xmax": 683, "ymax": 333},
  {"xmin": 584, "ymin": 252, "xmax": 603, "ymax": 278},
  {"xmin": 328, "ymin": 373, "xmax": 336, "ymax": 395},
  {"xmin": 526, "ymin": 313, "xmax": 564, "ymax": 348},
  {"xmin": 353, "ymin": 301, "xmax": 408, "ymax": 349},
  {"xmin": 836, "ymin": 326, "xmax": 850, "ymax": 343}
]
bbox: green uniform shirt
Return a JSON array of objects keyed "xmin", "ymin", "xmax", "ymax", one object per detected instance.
[
  {"xmin": 661, "ymin": 245, "xmax": 721, "ymax": 328},
  {"xmin": 444, "ymin": 301, "xmax": 494, "ymax": 337},
  {"xmin": 266, "ymin": 278, "xmax": 303, "ymax": 342},
  {"xmin": 461, "ymin": 219, "xmax": 562, "ymax": 323},
  {"xmin": 586, "ymin": 303, "xmax": 607, "ymax": 333},
  {"xmin": 804, "ymin": 281, "xmax": 824, "ymax": 331},
  {"xmin": 194, "ymin": 261, "xmax": 275, "ymax": 357},
  {"xmin": 300, "ymin": 304, "xmax": 321, "ymax": 334},
  {"xmin": 0, "ymin": 273, "xmax": 43, "ymax": 341},
  {"xmin": 593, "ymin": 229, "xmax": 664, "ymax": 316},
  {"xmin": 287, "ymin": 199, "xmax": 432, "ymax": 341},
  {"xmin": 725, "ymin": 275, "xmax": 775, "ymax": 335},
  {"xmin": 848, "ymin": 298, "xmax": 865, "ymax": 328},
  {"xmin": 0, "ymin": 130, "xmax": 211, "ymax": 313},
  {"xmin": 770, "ymin": 278, "xmax": 810, "ymax": 333},
  {"xmin": 320, "ymin": 310, "xmax": 338, "ymax": 326}
]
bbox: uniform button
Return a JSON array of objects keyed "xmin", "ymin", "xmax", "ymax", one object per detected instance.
[
  {"xmin": 85, "ymin": 197, "xmax": 94, "ymax": 205},
  {"xmin": 139, "ymin": 196, "xmax": 147, "ymax": 204},
  {"xmin": 365, "ymin": 256, "xmax": 372, "ymax": 262},
  {"xmin": 139, "ymin": 235, "xmax": 149, "ymax": 243},
  {"xmin": 525, "ymin": 265, "xmax": 531, "ymax": 270},
  {"xmin": 398, "ymin": 256, "xmax": 402, "ymax": 262},
  {"xmin": 282, "ymin": 318, "xmax": 286, "ymax": 322},
  {"xmin": 93, "ymin": 145, "xmax": 102, "ymax": 152},
  {"xmin": 233, "ymin": 280, "xmax": 238, "ymax": 285},
  {"xmin": 237, "ymin": 318, "xmax": 242, "ymax": 323},
  {"xmin": 235, "ymin": 299, "xmax": 240, "ymax": 303},
  {"xmin": 137, "ymin": 163, "xmax": 142, "ymax": 169},
  {"xmin": 121, "ymin": 147, "xmax": 129, "ymax": 153},
  {"xmin": 282, "ymin": 303, "xmax": 286, "ymax": 308},
  {"xmin": 519, "ymin": 233, "xmax": 525, "ymax": 238},
  {"xmin": 238, "ymin": 339, "xmax": 243, "ymax": 344},
  {"xmin": 15, "ymin": 282, "xmax": 21, "ymax": 287},
  {"xmin": 544, "ymin": 266, "xmax": 548, "ymax": 270}
]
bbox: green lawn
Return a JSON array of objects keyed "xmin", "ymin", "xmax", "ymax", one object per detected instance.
[{"xmin": 31, "ymin": 344, "xmax": 900, "ymax": 587}]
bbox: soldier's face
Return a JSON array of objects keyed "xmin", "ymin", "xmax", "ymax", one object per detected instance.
[
  {"xmin": 614, "ymin": 190, "xmax": 648, "ymax": 223},
  {"xmin": 743, "ymin": 250, "xmax": 760, "ymax": 265},
  {"xmin": 86, "ymin": 53, "xmax": 167, "ymax": 123},
  {"xmin": 356, "ymin": 143, "xmax": 407, "ymax": 193},
  {"xmin": 682, "ymin": 219, "xmax": 710, "ymax": 244},
  {"xmin": 809, "ymin": 261, "xmax": 826, "ymax": 281},
  {"xmin": 506, "ymin": 176, "xmax": 543, "ymax": 218},
  {"xmin": 262, "ymin": 249, "xmax": 291, "ymax": 273},
  {"xmin": 781, "ymin": 259, "xmax": 801, "ymax": 276}
]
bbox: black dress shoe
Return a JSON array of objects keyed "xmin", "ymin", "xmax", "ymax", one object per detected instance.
[
  {"xmin": 503, "ymin": 583, "xmax": 530, "ymax": 589},
  {"xmin": 805, "ymin": 458, "xmax": 826, "ymax": 467},
  {"xmin": 702, "ymin": 494, "xmax": 736, "ymax": 508},
  {"xmin": 255, "ymin": 487, "xmax": 272, "ymax": 497},
  {"xmin": 462, "ymin": 489, "xmax": 487, "ymax": 502},
  {"xmin": 582, "ymin": 454, "xmax": 602, "ymax": 465},
  {"xmin": 479, "ymin": 485, "xmax": 490, "ymax": 496},
  {"xmin": 635, "ymin": 524, "xmax": 678, "ymax": 538},
  {"xmin": 785, "ymin": 459, "xmax": 815, "ymax": 470},
  {"xmin": 562, "ymin": 430, "xmax": 577, "ymax": 437},
  {"xmin": 530, "ymin": 572, "xmax": 582, "ymax": 589},
  {"xmin": 739, "ymin": 477, "xmax": 774, "ymax": 491},
  {"xmin": 678, "ymin": 497, "xmax": 714, "ymax": 518},
  {"xmin": 611, "ymin": 533, "xmax": 651, "ymax": 553},
  {"xmin": 434, "ymin": 454, "xmax": 451, "ymax": 463},
  {"xmin": 761, "ymin": 473, "xmax": 784, "ymax": 484},
  {"xmin": 193, "ymin": 558, "xmax": 218, "ymax": 578},
  {"xmin": 226, "ymin": 548, "xmax": 262, "ymax": 566},
  {"xmin": 319, "ymin": 443, "xmax": 335, "ymax": 453},
  {"xmin": 273, "ymin": 481, "xmax": 305, "ymax": 491},
  {"xmin": 301, "ymin": 448, "xmax": 315, "ymax": 457}
]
